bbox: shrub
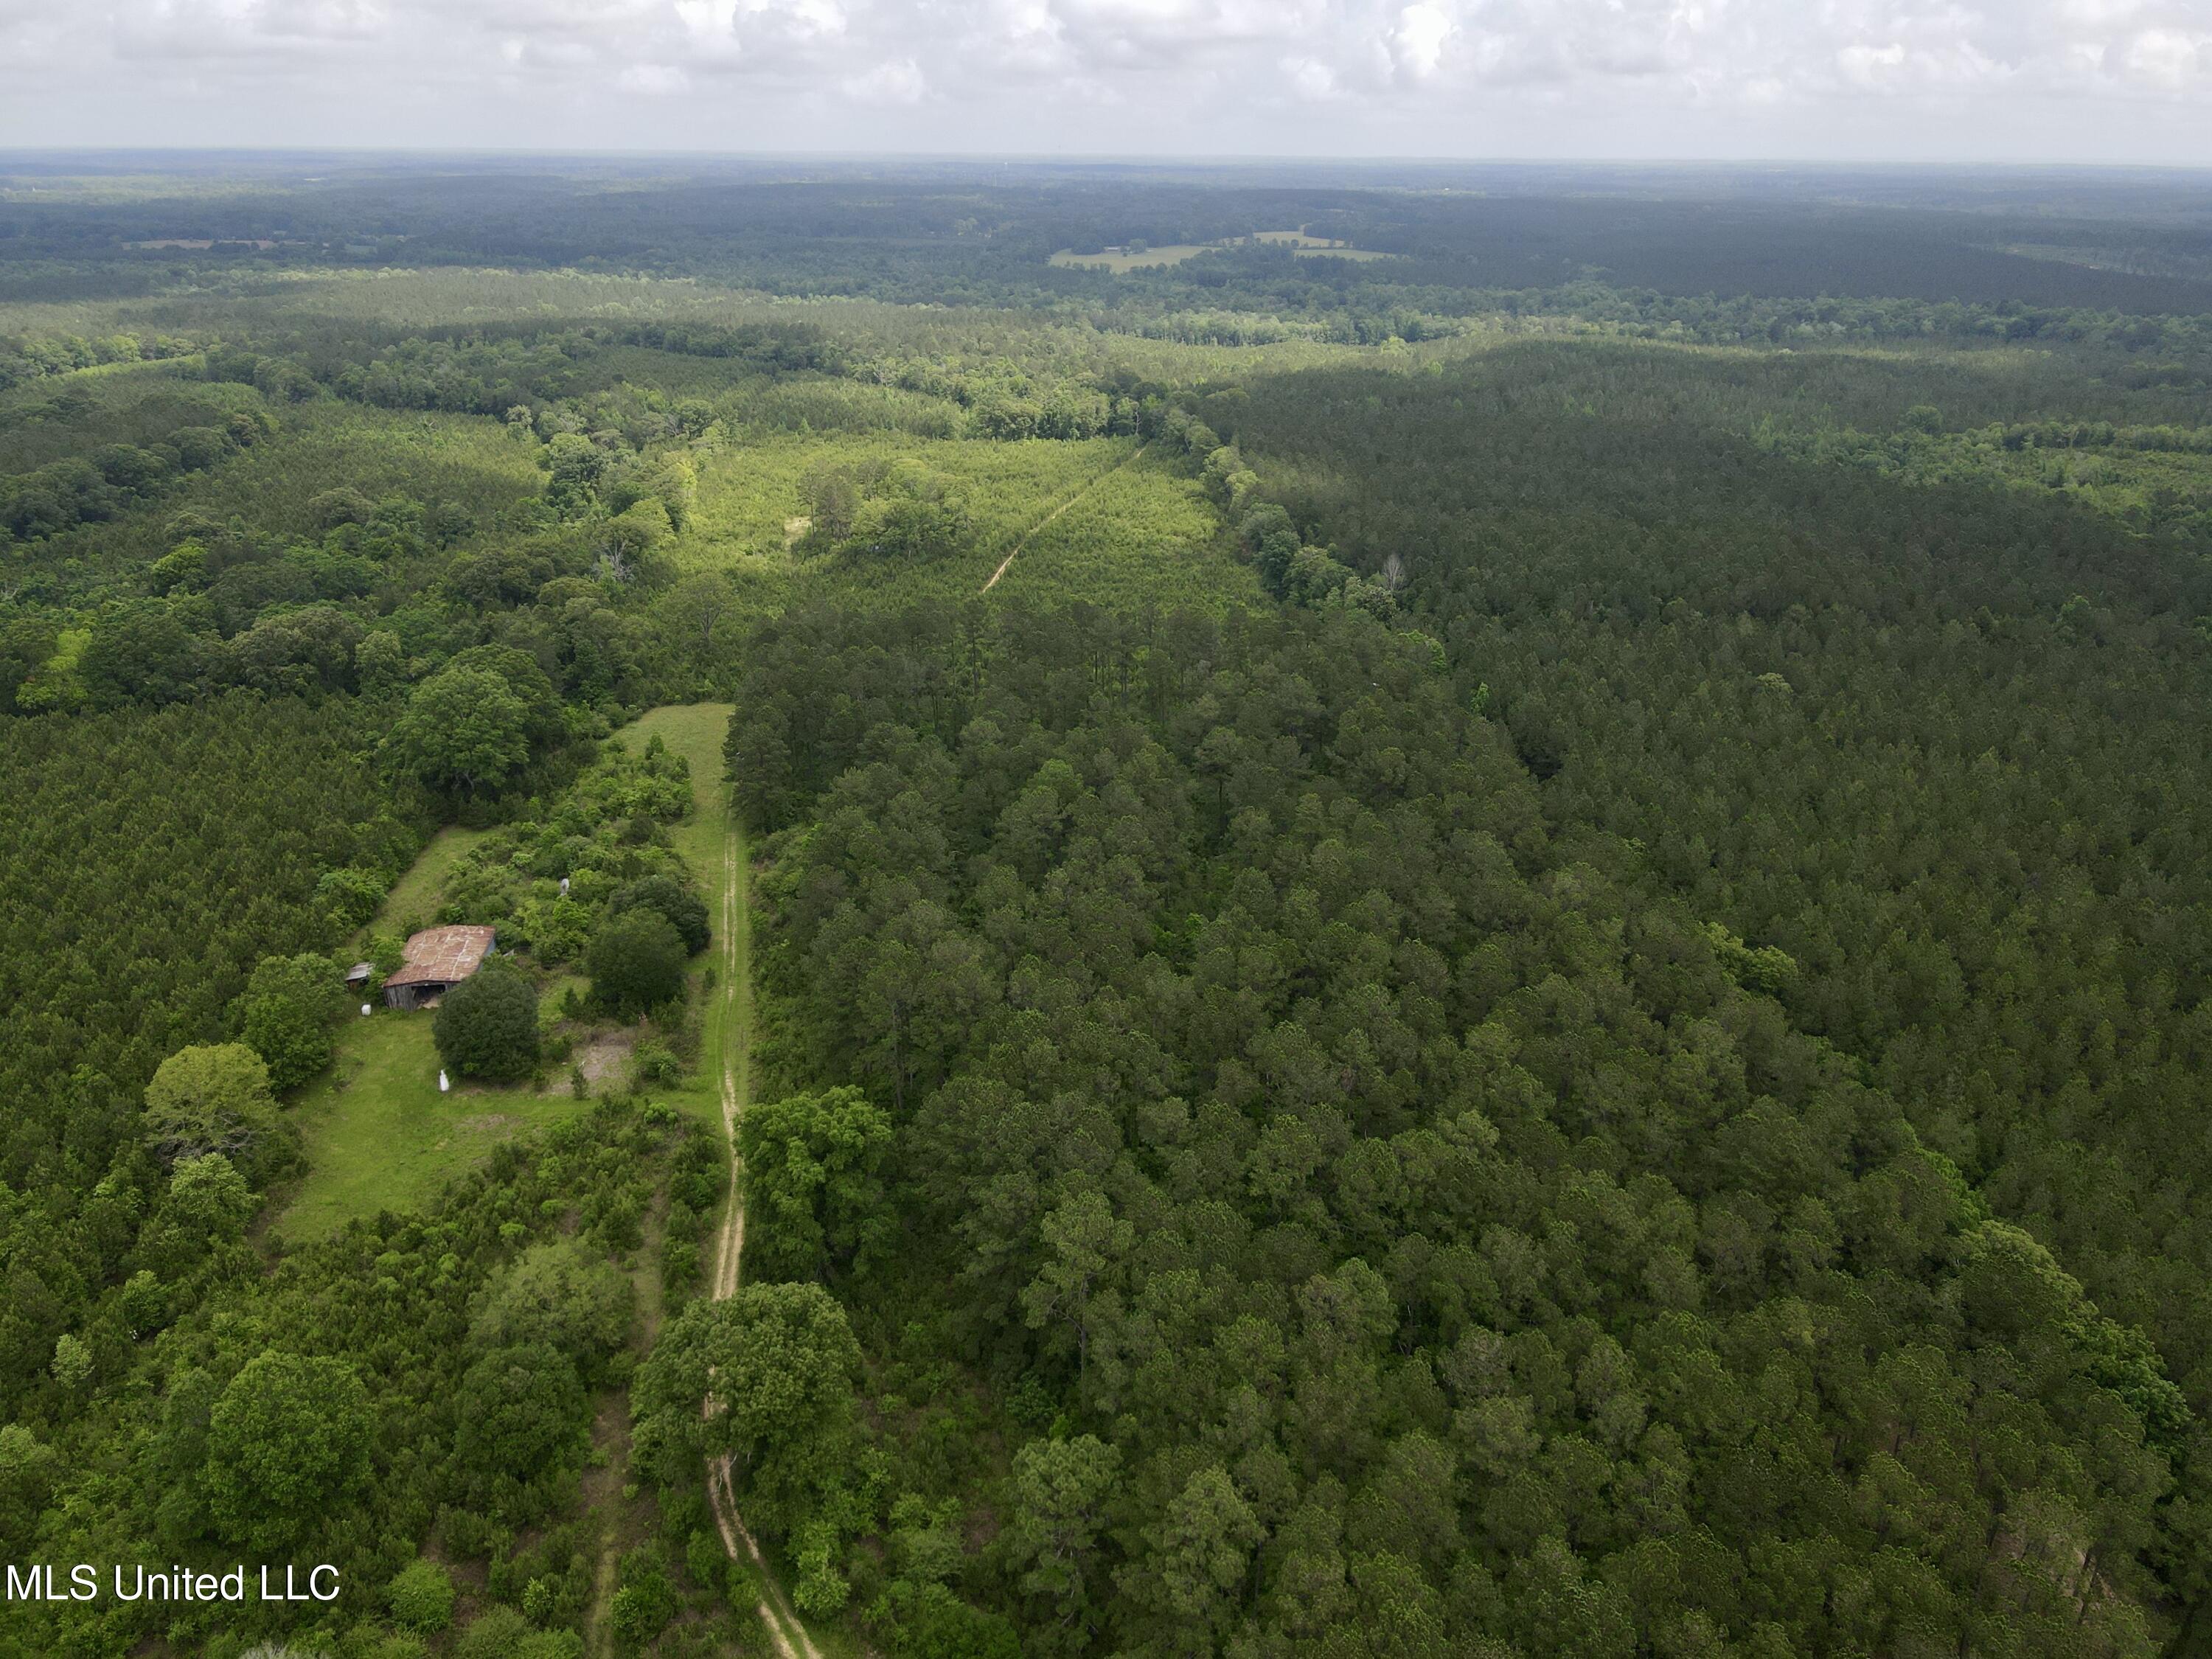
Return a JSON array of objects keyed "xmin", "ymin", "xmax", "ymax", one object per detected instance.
[
  {"xmin": 607, "ymin": 873, "xmax": 709, "ymax": 955},
  {"xmin": 387, "ymin": 1558, "xmax": 456, "ymax": 1631},
  {"xmin": 588, "ymin": 910, "xmax": 686, "ymax": 1018},
  {"xmin": 454, "ymin": 1605, "xmax": 531, "ymax": 1659},
  {"xmin": 469, "ymin": 1239, "xmax": 636, "ymax": 1380},
  {"xmin": 453, "ymin": 1343, "xmax": 589, "ymax": 1521},
  {"xmin": 609, "ymin": 1552, "xmax": 674, "ymax": 1646},
  {"xmin": 314, "ymin": 866, "xmax": 388, "ymax": 928},
  {"xmin": 632, "ymin": 1040, "xmax": 683, "ymax": 1088},
  {"xmin": 434, "ymin": 962, "xmax": 540, "ymax": 1080}
]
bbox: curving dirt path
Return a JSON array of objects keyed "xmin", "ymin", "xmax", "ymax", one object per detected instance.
[
  {"xmin": 704, "ymin": 812, "xmax": 824, "ymax": 1659},
  {"xmin": 979, "ymin": 440, "xmax": 1148, "ymax": 594}
]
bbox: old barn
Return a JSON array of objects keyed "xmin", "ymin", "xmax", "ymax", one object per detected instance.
[{"xmin": 382, "ymin": 925, "xmax": 497, "ymax": 1009}]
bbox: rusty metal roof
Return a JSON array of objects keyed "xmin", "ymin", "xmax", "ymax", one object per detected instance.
[{"xmin": 383, "ymin": 925, "xmax": 497, "ymax": 989}]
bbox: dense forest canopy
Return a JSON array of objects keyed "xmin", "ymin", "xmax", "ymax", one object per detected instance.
[{"xmin": 2, "ymin": 156, "xmax": 2212, "ymax": 1659}]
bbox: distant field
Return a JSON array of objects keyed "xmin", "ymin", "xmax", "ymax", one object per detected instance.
[
  {"xmin": 1050, "ymin": 232, "xmax": 1394, "ymax": 271},
  {"xmin": 1049, "ymin": 244, "xmax": 1217, "ymax": 271},
  {"xmin": 986, "ymin": 446, "xmax": 1259, "ymax": 613},
  {"xmin": 672, "ymin": 431, "xmax": 1253, "ymax": 613}
]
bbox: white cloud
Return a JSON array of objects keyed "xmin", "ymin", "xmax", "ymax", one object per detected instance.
[
  {"xmin": 1283, "ymin": 55, "xmax": 1341, "ymax": 98},
  {"xmin": 2125, "ymin": 25, "xmax": 2212, "ymax": 86},
  {"xmin": 841, "ymin": 55, "xmax": 925, "ymax": 102},
  {"xmin": 4, "ymin": 0, "xmax": 2211, "ymax": 154},
  {"xmin": 1389, "ymin": 2, "xmax": 1450, "ymax": 80},
  {"xmin": 618, "ymin": 60, "xmax": 690, "ymax": 90}
]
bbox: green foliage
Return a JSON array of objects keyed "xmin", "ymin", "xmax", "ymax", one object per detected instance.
[
  {"xmin": 734, "ymin": 599, "xmax": 2195, "ymax": 1656},
  {"xmin": 1004, "ymin": 1435, "xmax": 1121, "ymax": 1632},
  {"xmin": 608, "ymin": 1548, "xmax": 676, "ymax": 1648},
  {"xmin": 737, "ymin": 1085, "xmax": 892, "ymax": 1282},
  {"xmin": 388, "ymin": 666, "xmax": 531, "ymax": 802},
  {"xmin": 631, "ymin": 1282, "xmax": 862, "ymax": 1542},
  {"xmin": 142, "ymin": 1042, "xmax": 282, "ymax": 1169},
  {"xmin": 421, "ymin": 737, "xmax": 695, "ymax": 962},
  {"xmin": 386, "ymin": 1559, "xmax": 456, "ymax": 1632},
  {"xmin": 240, "ymin": 952, "xmax": 344, "ymax": 1088},
  {"xmin": 316, "ymin": 866, "xmax": 389, "ymax": 928},
  {"xmin": 467, "ymin": 1238, "xmax": 635, "ymax": 1384},
  {"xmin": 433, "ymin": 961, "xmax": 540, "ymax": 1081},
  {"xmin": 20, "ymin": 164, "xmax": 2212, "ymax": 1658},
  {"xmin": 204, "ymin": 1352, "xmax": 373, "ymax": 1553},
  {"xmin": 606, "ymin": 872, "xmax": 709, "ymax": 955},
  {"xmin": 587, "ymin": 908, "xmax": 686, "ymax": 1018},
  {"xmin": 453, "ymin": 1343, "xmax": 589, "ymax": 1523}
]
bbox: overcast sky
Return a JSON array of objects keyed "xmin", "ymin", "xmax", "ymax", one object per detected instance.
[{"xmin": 1, "ymin": 0, "xmax": 2208, "ymax": 163}]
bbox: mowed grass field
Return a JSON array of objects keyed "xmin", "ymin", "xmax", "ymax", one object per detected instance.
[
  {"xmin": 278, "ymin": 1012, "xmax": 591, "ymax": 1242},
  {"xmin": 372, "ymin": 823, "xmax": 490, "ymax": 935},
  {"xmin": 1048, "ymin": 233, "xmax": 1395, "ymax": 272},
  {"xmin": 278, "ymin": 706, "xmax": 737, "ymax": 1241}
]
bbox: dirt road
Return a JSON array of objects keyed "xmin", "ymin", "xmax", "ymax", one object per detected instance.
[
  {"xmin": 703, "ymin": 810, "xmax": 823, "ymax": 1659},
  {"xmin": 979, "ymin": 441, "xmax": 1148, "ymax": 594}
]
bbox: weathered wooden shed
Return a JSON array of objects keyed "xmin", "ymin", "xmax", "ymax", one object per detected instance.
[{"xmin": 382, "ymin": 925, "xmax": 497, "ymax": 1010}]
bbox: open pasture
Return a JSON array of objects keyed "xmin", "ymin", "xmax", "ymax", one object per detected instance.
[{"xmin": 1048, "ymin": 244, "xmax": 1217, "ymax": 271}]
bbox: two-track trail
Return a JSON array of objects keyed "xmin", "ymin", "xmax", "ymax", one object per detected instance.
[
  {"xmin": 978, "ymin": 440, "xmax": 1148, "ymax": 594},
  {"xmin": 703, "ymin": 796, "xmax": 824, "ymax": 1659}
]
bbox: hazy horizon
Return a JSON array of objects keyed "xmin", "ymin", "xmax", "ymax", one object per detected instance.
[{"xmin": 4, "ymin": 1, "xmax": 2211, "ymax": 167}]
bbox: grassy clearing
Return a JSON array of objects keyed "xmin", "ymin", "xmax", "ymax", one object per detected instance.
[
  {"xmin": 985, "ymin": 447, "xmax": 1259, "ymax": 611},
  {"xmin": 278, "ymin": 1011, "xmax": 590, "ymax": 1242},
  {"xmin": 1048, "ymin": 245, "xmax": 1216, "ymax": 271},
  {"xmin": 675, "ymin": 428, "xmax": 1254, "ymax": 617},
  {"xmin": 1048, "ymin": 234, "xmax": 1394, "ymax": 273},
  {"xmin": 284, "ymin": 709, "xmax": 734, "ymax": 1242},
  {"xmin": 1249, "ymin": 230, "xmax": 1396, "ymax": 260},
  {"xmin": 373, "ymin": 824, "xmax": 491, "ymax": 935},
  {"xmin": 675, "ymin": 431, "xmax": 1152, "ymax": 606},
  {"xmin": 609, "ymin": 703, "xmax": 738, "ymax": 1136}
]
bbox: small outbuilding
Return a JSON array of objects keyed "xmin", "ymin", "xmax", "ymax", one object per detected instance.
[
  {"xmin": 382, "ymin": 925, "xmax": 497, "ymax": 1011},
  {"xmin": 344, "ymin": 961, "xmax": 375, "ymax": 991}
]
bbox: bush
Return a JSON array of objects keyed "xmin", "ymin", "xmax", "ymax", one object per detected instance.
[
  {"xmin": 314, "ymin": 866, "xmax": 388, "ymax": 928},
  {"xmin": 609, "ymin": 1553, "xmax": 675, "ymax": 1646},
  {"xmin": 388, "ymin": 1558, "xmax": 456, "ymax": 1631},
  {"xmin": 453, "ymin": 1603, "xmax": 529, "ymax": 1659},
  {"xmin": 453, "ymin": 1343, "xmax": 589, "ymax": 1521},
  {"xmin": 204, "ymin": 1352, "xmax": 372, "ymax": 1554},
  {"xmin": 434, "ymin": 962, "xmax": 540, "ymax": 1080},
  {"xmin": 469, "ymin": 1239, "xmax": 636, "ymax": 1380},
  {"xmin": 588, "ymin": 911, "xmax": 686, "ymax": 1019},
  {"xmin": 607, "ymin": 873, "xmax": 709, "ymax": 955},
  {"xmin": 632, "ymin": 1040, "xmax": 683, "ymax": 1088}
]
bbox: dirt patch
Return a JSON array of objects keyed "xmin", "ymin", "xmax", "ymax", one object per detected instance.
[
  {"xmin": 568, "ymin": 1033, "xmax": 635, "ymax": 1092},
  {"xmin": 783, "ymin": 515, "xmax": 811, "ymax": 549}
]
